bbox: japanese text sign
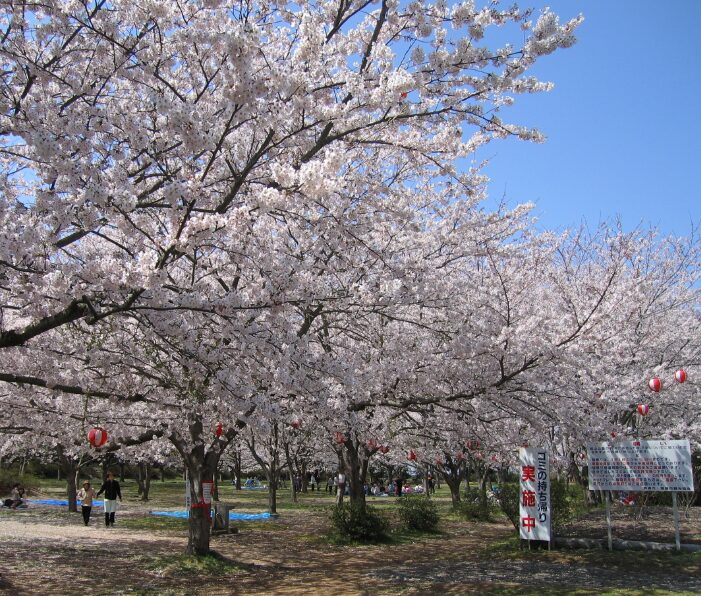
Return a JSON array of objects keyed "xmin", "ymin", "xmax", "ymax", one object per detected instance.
[
  {"xmin": 587, "ymin": 440, "xmax": 694, "ymax": 492},
  {"xmin": 519, "ymin": 447, "xmax": 551, "ymax": 541}
]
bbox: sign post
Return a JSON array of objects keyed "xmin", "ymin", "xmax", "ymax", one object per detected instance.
[
  {"xmin": 605, "ymin": 491, "xmax": 612, "ymax": 551},
  {"xmin": 519, "ymin": 448, "xmax": 551, "ymax": 546},
  {"xmin": 672, "ymin": 492, "xmax": 681, "ymax": 551}
]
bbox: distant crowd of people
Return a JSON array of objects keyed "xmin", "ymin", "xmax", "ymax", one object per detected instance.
[{"xmin": 230, "ymin": 470, "xmax": 435, "ymax": 498}]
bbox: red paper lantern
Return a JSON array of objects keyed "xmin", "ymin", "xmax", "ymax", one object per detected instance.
[
  {"xmin": 380, "ymin": 445, "xmax": 390, "ymax": 454},
  {"xmin": 214, "ymin": 422, "xmax": 223, "ymax": 438},
  {"xmin": 610, "ymin": 431, "xmax": 617, "ymax": 439},
  {"xmin": 474, "ymin": 451, "xmax": 483, "ymax": 460},
  {"xmin": 637, "ymin": 404, "xmax": 650, "ymax": 417},
  {"xmin": 466, "ymin": 439, "xmax": 480, "ymax": 450},
  {"xmin": 455, "ymin": 451, "xmax": 465, "ymax": 461},
  {"xmin": 366, "ymin": 438, "xmax": 379, "ymax": 450},
  {"xmin": 290, "ymin": 419, "xmax": 302, "ymax": 429},
  {"xmin": 334, "ymin": 431, "xmax": 347, "ymax": 445},
  {"xmin": 400, "ymin": 91, "xmax": 408, "ymax": 99},
  {"xmin": 407, "ymin": 449, "xmax": 417, "ymax": 461},
  {"xmin": 648, "ymin": 377, "xmax": 662, "ymax": 392},
  {"xmin": 88, "ymin": 427, "xmax": 108, "ymax": 448},
  {"xmin": 675, "ymin": 369, "xmax": 687, "ymax": 383}
]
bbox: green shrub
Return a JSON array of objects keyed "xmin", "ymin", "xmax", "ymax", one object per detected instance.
[
  {"xmin": 550, "ymin": 477, "xmax": 582, "ymax": 532},
  {"xmin": 494, "ymin": 483, "xmax": 520, "ymax": 531},
  {"xmin": 456, "ymin": 487, "xmax": 495, "ymax": 521},
  {"xmin": 494, "ymin": 479, "xmax": 581, "ymax": 535},
  {"xmin": 397, "ymin": 494, "xmax": 439, "ymax": 531},
  {"xmin": 329, "ymin": 502, "xmax": 389, "ymax": 542}
]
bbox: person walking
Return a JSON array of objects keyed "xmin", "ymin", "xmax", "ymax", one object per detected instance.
[
  {"xmin": 96, "ymin": 471, "xmax": 122, "ymax": 526},
  {"xmin": 77, "ymin": 481, "xmax": 97, "ymax": 526}
]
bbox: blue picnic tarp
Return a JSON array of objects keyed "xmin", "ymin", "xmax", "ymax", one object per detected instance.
[
  {"xmin": 151, "ymin": 510, "xmax": 272, "ymax": 521},
  {"xmin": 28, "ymin": 499, "xmax": 104, "ymax": 507}
]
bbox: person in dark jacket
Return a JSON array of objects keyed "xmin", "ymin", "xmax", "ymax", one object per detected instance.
[{"xmin": 96, "ymin": 471, "xmax": 122, "ymax": 526}]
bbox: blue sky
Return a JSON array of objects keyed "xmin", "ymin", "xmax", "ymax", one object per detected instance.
[{"xmin": 476, "ymin": 0, "xmax": 701, "ymax": 237}]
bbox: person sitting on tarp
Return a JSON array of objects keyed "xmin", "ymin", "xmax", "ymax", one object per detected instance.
[{"xmin": 3, "ymin": 483, "xmax": 27, "ymax": 509}]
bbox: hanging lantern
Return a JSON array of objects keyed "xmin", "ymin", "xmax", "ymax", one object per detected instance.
[
  {"xmin": 474, "ymin": 451, "xmax": 484, "ymax": 460},
  {"xmin": 366, "ymin": 438, "xmax": 379, "ymax": 450},
  {"xmin": 648, "ymin": 377, "xmax": 662, "ymax": 392},
  {"xmin": 491, "ymin": 454, "xmax": 499, "ymax": 463},
  {"xmin": 214, "ymin": 422, "xmax": 223, "ymax": 438},
  {"xmin": 88, "ymin": 427, "xmax": 108, "ymax": 448},
  {"xmin": 455, "ymin": 451, "xmax": 465, "ymax": 461},
  {"xmin": 637, "ymin": 404, "xmax": 650, "ymax": 417},
  {"xmin": 466, "ymin": 439, "xmax": 480, "ymax": 450},
  {"xmin": 290, "ymin": 419, "xmax": 302, "ymax": 429},
  {"xmin": 435, "ymin": 457, "xmax": 444, "ymax": 466},
  {"xmin": 334, "ymin": 431, "xmax": 347, "ymax": 445},
  {"xmin": 400, "ymin": 91, "xmax": 408, "ymax": 99},
  {"xmin": 407, "ymin": 449, "xmax": 417, "ymax": 461},
  {"xmin": 675, "ymin": 369, "xmax": 687, "ymax": 383},
  {"xmin": 380, "ymin": 445, "xmax": 390, "ymax": 454},
  {"xmin": 610, "ymin": 431, "xmax": 617, "ymax": 439}
]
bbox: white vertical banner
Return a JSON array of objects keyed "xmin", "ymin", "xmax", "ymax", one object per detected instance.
[
  {"xmin": 202, "ymin": 480, "xmax": 214, "ymax": 504},
  {"xmin": 519, "ymin": 448, "xmax": 551, "ymax": 541},
  {"xmin": 185, "ymin": 470, "xmax": 192, "ymax": 510}
]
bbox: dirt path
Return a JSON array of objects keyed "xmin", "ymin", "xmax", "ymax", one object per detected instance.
[{"xmin": 1, "ymin": 504, "xmax": 700, "ymax": 595}]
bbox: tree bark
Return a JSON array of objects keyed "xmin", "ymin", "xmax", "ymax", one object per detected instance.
[
  {"xmin": 232, "ymin": 448, "xmax": 242, "ymax": 491},
  {"xmin": 284, "ymin": 442, "xmax": 298, "ymax": 503},
  {"xmin": 170, "ymin": 417, "xmax": 229, "ymax": 556},
  {"xmin": 137, "ymin": 463, "xmax": 152, "ymax": 501},
  {"xmin": 337, "ymin": 436, "xmax": 376, "ymax": 509},
  {"xmin": 58, "ymin": 452, "xmax": 79, "ymax": 513},
  {"xmin": 437, "ymin": 458, "xmax": 464, "ymax": 507}
]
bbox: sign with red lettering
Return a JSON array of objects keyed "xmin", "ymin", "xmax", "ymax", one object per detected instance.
[
  {"xmin": 519, "ymin": 448, "xmax": 551, "ymax": 541},
  {"xmin": 587, "ymin": 440, "xmax": 693, "ymax": 492}
]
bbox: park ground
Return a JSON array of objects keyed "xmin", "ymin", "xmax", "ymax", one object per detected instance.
[{"xmin": 1, "ymin": 479, "xmax": 701, "ymax": 595}]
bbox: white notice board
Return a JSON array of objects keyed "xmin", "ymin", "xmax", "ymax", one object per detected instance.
[{"xmin": 587, "ymin": 439, "xmax": 693, "ymax": 492}]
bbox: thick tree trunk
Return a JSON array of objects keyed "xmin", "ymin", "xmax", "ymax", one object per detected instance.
[
  {"xmin": 188, "ymin": 503, "xmax": 212, "ymax": 556},
  {"xmin": 185, "ymin": 463, "xmax": 216, "ymax": 556},
  {"xmin": 284, "ymin": 443, "xmax": 297, "ymax": 503},
  {"xmin": 445, "ymin": 476, "xmax": 461, "ymax": 507},
  {"xmin": 174, "ymin": 417, "xmax": 228, "ymax": 556},
  {"xmin": 338, "ymin": 438, "xmax": 370, "ymax": 509},
  {"xmin": 233, "ymin": 449, "xmax": 242, "ymax": 491},
  {"xmin": 268, "ymin": 482, "xmax": 277, "ymax": 514},
  {"xmin": 264, "ymin": 452, "xmax": 279, "ymax": 514},
  {"xmin": 137, "ymin": 463, "xmax": 152, "ymax": 501},
  {"xmin": 58, "ymin": 454, "xmax": 78, "ymax": 513}
]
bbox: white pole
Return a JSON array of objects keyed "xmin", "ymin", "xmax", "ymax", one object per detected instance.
[
  {"xmin": 672, "ymin": 491, "xmax": 681, "ymax": 552},
  {"xmin": 605, "ymin": 491, "xmax": 612, "ymax": 551}
]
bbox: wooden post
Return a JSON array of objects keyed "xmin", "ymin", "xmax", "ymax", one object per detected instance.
[
  {"xmin": 605, "ymin": 491, "xmax": 613, "ymax": 551},
  {"xmin": 672, "ymin": 491, "xmax": 681, "ymax": 552}
]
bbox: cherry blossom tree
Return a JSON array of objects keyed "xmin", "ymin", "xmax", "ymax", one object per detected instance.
[{"xmin": 0, "ymin": 0, "xmax": 591, "ymax": 553}]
